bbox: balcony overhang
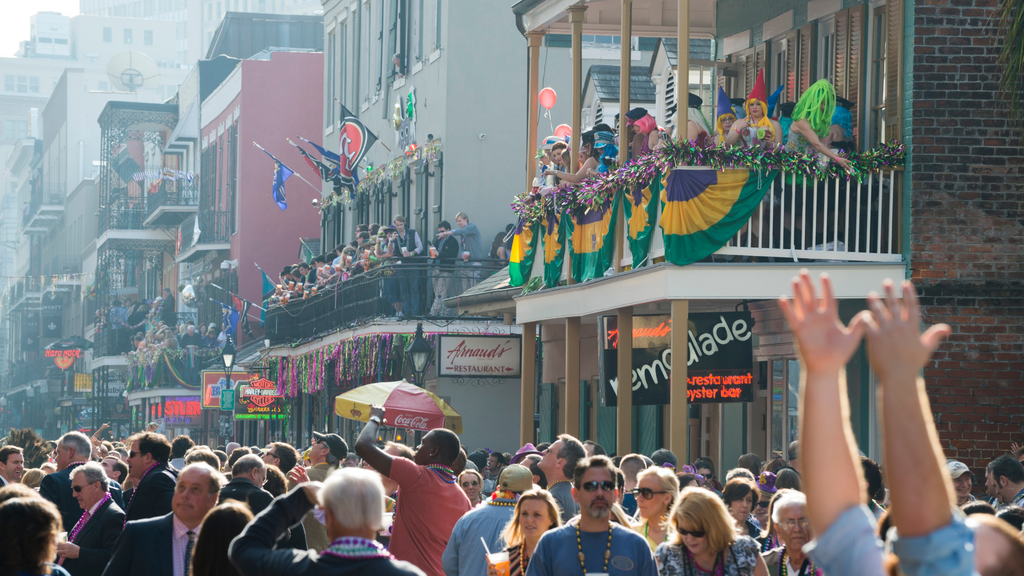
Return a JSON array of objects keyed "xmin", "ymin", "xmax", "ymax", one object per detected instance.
[
  {"xmin": 24, "ymin": 209, "xmax": 63, "ymax": 233},
  {"xmin": 143, "ymin": 204, "xmax": 198, "ymax": 228},
  {"xmin": 514, "ymin": 261, "xmax": 908, "ymax": 325},
  {"xmin": 8, "ymin": 292, "xmax": 42, "ymax": 311},
  {"xmin": 96, "ymin": 229, "xmax": 175, "ymax": 252},
  {"xmin": 512, "ymin": 0, "xmax": 716, "ymax": 37},
  {"xmin": 175, "ymin": 243, "xmax": 230, "ymax": 263}
]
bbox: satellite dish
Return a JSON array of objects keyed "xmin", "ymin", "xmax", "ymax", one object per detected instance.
[{"xmin": 107, "ymin": 51, "xmax": 161, "ymax": 92}]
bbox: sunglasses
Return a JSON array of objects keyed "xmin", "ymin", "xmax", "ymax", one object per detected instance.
[
  {"xmin": 72, "ymin": 484, "xmax": 93, "ymax": 493},
  {"xmin": 757, "ymin": 500, "xmax": 772, "ymax": 509},
  {"xmin": 678, "ymin": 528, "xmax": 706, "ymax": 538},
  {"xmin": 461, "ymin": 481, "xmax": 481, "ymax": 487},
  {"xmin": 631, "ymin": 487, "xmax": 669, "ymax": 500},
  {"xmin": 581, "ymin": 481, "xmax": 616, "ymax": 492}
]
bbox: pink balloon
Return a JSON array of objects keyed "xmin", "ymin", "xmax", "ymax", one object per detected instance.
[
  {"xmin": 554, "ymin": 124, "xmax": 572, "ymax": 139},
  {"xmin": 538, "ymin": 87, "xmax": 557, "ymax": 110}
]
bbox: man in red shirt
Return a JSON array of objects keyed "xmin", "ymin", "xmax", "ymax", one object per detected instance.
[{"xmin": 355, "ymin": 405, "xmax": 470, "ymax": 576}]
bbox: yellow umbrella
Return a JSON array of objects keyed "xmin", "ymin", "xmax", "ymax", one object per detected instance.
[{"xmin": 334, "ymin": 380, "xmax": 463, "ymax": 434}]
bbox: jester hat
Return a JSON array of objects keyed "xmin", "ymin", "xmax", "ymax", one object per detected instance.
[
  {"xmin": 767, "ymin": 85, "xmax": 784, "ymax": 118},
  {"xmin": 716, "ymin": 86, "xmax": 735, "ymax": 138},
  {"xmin": 745, "ymin": 69, "xmax": 768, "ymax": 118}
]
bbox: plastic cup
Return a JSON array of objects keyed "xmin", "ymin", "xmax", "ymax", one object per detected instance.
[
  {"xmin": 429, "ymin": 246, "xmax": 438, "ymax": 258},
  {"xmin": 487, "ymin": 551, "xmax": 510, "ymax": 576},
  {"xmin": 462, "ymin": 251, "xmax": 470, "ymax": 261}
]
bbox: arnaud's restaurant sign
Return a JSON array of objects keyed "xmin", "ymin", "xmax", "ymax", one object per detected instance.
[{"xmin": 600, "ymin": 312, "xmax": 754, "ymax": 406}]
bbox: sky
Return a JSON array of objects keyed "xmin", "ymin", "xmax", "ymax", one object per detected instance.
[{"xmin": 0, "ymin": 1, "xmax": 81, "ymax": 58}]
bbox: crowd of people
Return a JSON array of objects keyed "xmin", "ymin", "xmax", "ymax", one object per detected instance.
[
  {"xmin": 92, "ymin": 287, "xmax": 231, "ymax": 356},
  {"xmin": 0, "ymin": 274, "xmax": 1023, "ymax": 576},
  {"xmin": 268, "ymin": 212, "xmax": 514, "ymax": 318}
]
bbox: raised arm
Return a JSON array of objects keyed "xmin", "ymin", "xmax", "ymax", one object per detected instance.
[
  {"xmin": 862, "ymin": 281, "xmax": 952, "ymax": 537},
  {"xmin": 789, "ymin": 119, "xmax": 851, "ymax": 171},
  {"xmin": 354, "ymin": 405, "xmax": 394, "ymax": 478},
  {"xmin": 778, "ymin": 271, "xmax": 867, "ymax": 533}
]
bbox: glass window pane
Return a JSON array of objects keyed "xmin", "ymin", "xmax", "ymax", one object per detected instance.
[
  {"xmin": 771, "ymin": 360, "xmax": 784, "ymax": 458},
  {"xmin": 787, "ymin": 359, "xmax": 800, "ymax": 451}
]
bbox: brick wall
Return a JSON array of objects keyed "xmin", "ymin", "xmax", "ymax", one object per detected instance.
[{"xmin": 910, "ymin": 0, "xmax": 1024, "ymax": 478}]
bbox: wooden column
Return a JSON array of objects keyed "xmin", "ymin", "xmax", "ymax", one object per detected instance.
[
  {"xmin": 526, "ymin": 32, "xmax": 545, "ymax": 193},
  {"xmin": 616, "ymin": 306, "xmax": 633, "ymax": 454},
  {"xmin": 669, "ymin": 300, "xmax": 689, "ymax": 458},
  {"xmin": 564, "ymin": 317, "xmax": 581, "ymax": 437},
  {"xmin": 613, "ymin": 0, "xmax": 632, "ymax": 273},
  {"xmin": 521, "ymin": 322, "xmax": 537, "ymax": 446},
  {"xmin": 676, "ymin": 0, "xmax": 690, "ymax": 133},
  {"xmin": 567, "ymin": 4, "xmax": 586, "ymax": 285}
]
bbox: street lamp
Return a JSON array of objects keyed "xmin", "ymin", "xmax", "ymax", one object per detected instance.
[
  {"xmin": 222, "ymin": 338, "xmax": 236, "ymax": 373},
  {"xmin": 406, "ymin": 323, "xmax": 433, "ymax": 386}
]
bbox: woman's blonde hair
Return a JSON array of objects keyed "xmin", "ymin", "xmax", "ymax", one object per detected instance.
[
  {"xmin": 637, "ymin": 466, "xmax": 681, "ymax": 517},
  {"xmin": 501, "ymin": 489, "xmax": 562, "ymax": 548},
  {"xmin": 20, "ymin": 469, "xmax": 45, "ymax": 489},
  {"xmin": 668, "ymin": 487, "xmax": 737, "ymax": 554},
  {"xmin": 458, "ymin": 469, "xmax": 482, "ymax": 485}
]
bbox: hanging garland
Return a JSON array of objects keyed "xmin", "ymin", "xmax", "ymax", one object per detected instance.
[
  {"xmin": 316, "ymin": 140, "xmax": 443, "ymax": 213},
  {"xmin": 125, "ymin": 348, "xmax": 220, "ymax": 391},
  {"xmin": 512, "ymin": 140, "xmax": 906, "ymax": 224}
]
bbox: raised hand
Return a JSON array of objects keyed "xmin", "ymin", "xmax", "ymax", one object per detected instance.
[
  {"xmin": 778, "ymin": 270, "xmax": 866, "ymax": 374},
  {"xmin": 862, "ymin": 280, "xmax": 950, "ymax": 384}
]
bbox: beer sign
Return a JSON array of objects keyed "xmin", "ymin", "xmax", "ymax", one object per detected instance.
[{"xmin": 234, "ymin": 377, "xmax": 287, "ymax": 420}]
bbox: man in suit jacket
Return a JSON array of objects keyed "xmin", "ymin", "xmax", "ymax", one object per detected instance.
[
  {"xmin": 41, "ymin": 432, "xmax": 125, "ymax": 532},
  {"xmin": 123, "ymin": 432, "xmax": 177, "ymax": 523},
  {"xmin": 103, "ymin": 463, "xmax": 224, "ymax": 576},
  {"xmin": 56, "ymin": 462, "xmax": 126, "ymax": 576},
  {"xmin": 219, "ymin": 454, "xmax": 273, "ymax": 515}
]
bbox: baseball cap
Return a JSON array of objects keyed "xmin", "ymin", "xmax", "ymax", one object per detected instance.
[
  {"xmin": 947, "ymin": 460, "xmax": 971, "ymax": 479},
  {"xmin": 498, "ymin": 464, "xmax": 534, "ymax": 493},
  {"xmin": 312, "ymin": 432, "xmax": 349, "ymax": 461}
]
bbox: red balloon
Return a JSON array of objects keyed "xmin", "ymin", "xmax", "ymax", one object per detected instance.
[
  {"xmin": 538, "ymin": 87, "xmax": 557, "ymax": 110},
  {"xmin": 554, "ymin": 124, "xmax": 571, "ymax": 139}
]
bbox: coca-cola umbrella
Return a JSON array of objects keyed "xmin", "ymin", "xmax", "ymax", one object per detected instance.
[{"xmin": 333, "ymin": 380, "xmax": 463, "ymax": 434}]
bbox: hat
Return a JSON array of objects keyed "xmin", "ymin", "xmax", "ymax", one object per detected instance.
[
  {"xmin": 747, "ymin": 69, "xmax": 767, "ymax": 106},
  {"xmin": 498, "ymin": 464, "xmax": 534, "ymax": 493},
  {"xmin": 594, "ymin": 131, "xmax": 615, "ymax": 148},
  {"xmin": 510, "ymin": 443, "xmax": 544, "ymax": 465},
  {"xmin": 716, "ymin": 87, "xmax": 734, "ymax": 120},
  {"xmin": 678, "ymin": 465, "xmax": 705, "ymax": 484},
  {"xmin": 581, "ymin": 130, "xmax": 596, "ymax": 147},
  {"xmin": 312, "ymin": 432, "xmax": 349, "ymax": 461},
  {"xmin": 651, "ymin": 449, "xmax": 678, "ymax": 469},
  {"xmin": 624, "ymin": 107, "xmax": 648, "ymax": 121},
  {"xmin": 947, "ymin": 460, "xmax": 971, "ymax": 479},
  {"xmin": 767, "ymin": 85, "xmax": 783, "ymax": 118},
  {"xmin": 593, "ymin": 123, "xmax": 615, "ymax": 134},
  {"xmin": 688, "ymin": 93, "xmax": 703, "ymax": 109},
  {"xmin": 249, "ymin": 446, "xmax": 263, "ymax": 457},
  {"xmin": 758, "ymin": 471, "xmax": 778, "ymax": 494},
  {"xmin": 778, "ymin": 102, "xmax": 796, "ymax": 119},
  {"xmin": 835, "ymin": 96, "xmax": 855, "ymax": 110}
]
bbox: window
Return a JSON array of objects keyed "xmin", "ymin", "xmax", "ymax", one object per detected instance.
[
  {"xmin": 103, "ymin": 27, "xmax": 112, "ymax": 42},
  {"xmin": 3, "ymin": 76, "xmax": 13, "ymax": 92},
  {"xmin": 361, "ymin": 3, "xmax": 371, "ymax": 102},
  {"xmin": 28, "ymin": 77, "xmax": 38, "ymax": 94},
  {"xmin": 4, "ymin": 120, "xmax": 14, "ymax": 140},
  {"xmin": 124, "ymin": 29, "xmax": 133, "ymax": 44},
  {"xmin": 15, "ymin": 121, "xmax": 27, "ymax": 139},
  {"xmin": 15, "ymin": 76, "xmax": 28, "ymax": 93},
  {"xmin": 145, "ymin": 30, "xmax": 153, "ymax": 45},
  {"xmin": 376, "ymin": 0, "xmax": 384, "ymax": 91},
  {"xmin": 327, "ymin": 29, "xmax": 336, "ymax": 126},
  {"xmin": 434, "ymin": 0, "xmax": 442, "ymax": 50},
  {"xmin": 818, "ymin": 18, "xmax": 836, "ymax": 84},
  {"xmin": 409, "ymin": 0, "xmax": 423, "ymax": 62},
  {"xmin": 869, "ymin": 6, "xmax": 887, "ymax": 148}
]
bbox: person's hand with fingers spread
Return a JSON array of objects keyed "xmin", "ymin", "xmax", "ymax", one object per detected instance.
[
  {"xmin": 862, "ymin": 279, "xmax": 951, "ymax": 385},
  {"xmin": 289, "ymin": 465, "xmax": 310, "ymax": 485},
  {"xmin": 778, "ymin": 270, "xmax": 866, "ymax": 375}
]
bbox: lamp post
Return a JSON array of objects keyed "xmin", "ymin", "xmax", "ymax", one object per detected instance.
[
  {"xmin": 406, "ymin": 323, "xmax": 433, "ymax": 387},
  {"xmin": 222, "ymin": 338, "xmax": 236, "ymax": 374}
]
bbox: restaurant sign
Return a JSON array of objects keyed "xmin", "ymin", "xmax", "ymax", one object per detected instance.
[
  {"xmin": 45, "ymin": 348, "xmax": 81, "ymax": 370},
  {"xmin": 437, "ymin": 335, "xmax": 521, "ymax": 378},
  {"xmin": 600, "ymin": 312, "xmax": 754, "ymax": 406}
]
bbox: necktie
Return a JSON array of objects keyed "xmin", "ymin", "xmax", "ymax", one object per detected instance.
[{"xmin": 184, "ymin": 531, "xmax": 195, "ymax": 576}]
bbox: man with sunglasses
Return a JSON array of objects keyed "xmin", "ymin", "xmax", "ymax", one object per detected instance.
[
  {"xmin": 538, "ymin": 434, "xmax": 586, "ymax": 522},
  {"xmin": 56, "ymin": 461, "xmax": 125, "ymax": 576},
  {"xmin": 761, "ymin": 491, "xmax": 814, "ymax": 576},
  {"xmin": 123, "ymin": 432, "xmax": 177, "ymax": 524},
  {"xmin": 529, "ymin": 456, "xmax": 657, "ymax": 576},
  {"xmin": 290, "ymin": 432, "xmax": 348, "ymax": 552},
  {"xmin": 41, "ymin": 431, "xmax": 125, "ymax": 532}
]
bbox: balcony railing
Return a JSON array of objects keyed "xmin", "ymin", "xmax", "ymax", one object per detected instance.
[
  {"xmin": 179, "ymin": 211, "xmax": 232, "ymax": 249},
  {"xmin": 101, "ymin": 204, "xmax": 148, "ymax": 231},
  {"xmin": 264, "ymin": 260, "xmax": 505, "ymax": 344},
  {"xmin": 145, "ymin": 179, "xmax": 199, "ymax": 220},
  {"xmin": 22, "ymin": 184, "xmax": 64, "ymax": 227},
  {"xmin": 43, "ymin": 255, "xmax": 82, "ymax": 276}
]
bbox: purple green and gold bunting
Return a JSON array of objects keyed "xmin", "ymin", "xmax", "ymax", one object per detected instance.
[
  {"xmin": 623, "ymin": 170, "xmax": 664, "ymax": 268},
  {"xmin": 660, "ymin": 168, "xmax": 777, "ymax": 266},
  {"xmin": 567, "ymin": 192, "xmax": 620, "ymax": 283},
  {"xmin": 542, "ymin": 209, "xmax": 566, "ymax": 288},
  {"xmin": 509, "ymin": 219, "xmax": 539, "ymax": 286}
]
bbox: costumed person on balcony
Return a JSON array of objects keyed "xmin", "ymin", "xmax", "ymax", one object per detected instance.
[
  {"xmin": 767, "ymin": 85, "xmax": 784, "ymax": 119},
  {"xmin": 828, "ymin": 96, "xmax": 857, "ymax": 154},
  {"xmin": 541, "ymin": 130, "xmax": 600, "ymax": 185},
  {"xmin": 725, "ymin": 70, "xmax": 782, "ymax": 148},
  {"xmin": 593, "ymin": 130, "xmax": 618, "ymax": 174},
  {"xmin": 686, "ymin": 93, "xmax": 714, "ymax": 146},
  {"xmin": 730, "ymin": 97, "xmax": 747, "ymax": 119},
  {"xmin": 784, "ymin": 79, "xmax": 852, "ymax": 171},
  {"xmin": 714, "ymin": 86, "xmax": 737, "ymax": 146},
  {"xmin": 777, "ymin": 102, "xmax": 796, "ymax": 143},
  {"xmin": 625, "ymin": 107, "xmax": 661, "ymax": 159}
]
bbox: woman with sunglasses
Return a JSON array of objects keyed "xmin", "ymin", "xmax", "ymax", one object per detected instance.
[
  {"xmin": 656, "ymin": 487, "xmax": 769, "ymax": 576},
  {"xmin": 489, "ymin": 489, "xmax": 562, "ymax": 576},
  {"xmin": 753, "ymin": 472, "xmax": 778, "ymax": 532},
  {"xmin": 458, "ymin": 469, "xmax": 484, "ymax": 507},
  {"xmin": 722, "ymin": 478, "xmax": 762, "ymax": 537},
  {"xmin": 632, "ymin": 467, "xmax": 680, "ymax": 550}
]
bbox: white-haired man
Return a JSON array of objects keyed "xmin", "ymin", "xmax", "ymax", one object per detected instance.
[
  {"xmin": 41, "ymin": 431, "xmax": 124, "ymax": 531},
  {"xmin": 761, "ymin": 490, "xmax": 814, "ymax": 576},
  {"xmin": 230, "ymin": 467, "xmax": 425, "ymax": 576},
  {"xmin": 56, "ymin": 462, "xmax": 125, "ymax": 576}
]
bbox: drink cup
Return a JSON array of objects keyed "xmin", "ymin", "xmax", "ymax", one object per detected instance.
[
  {"xmin": 429, "ymin": 246, "xmax": 438, "ymax": 258},
  {"xmin": 487, "ymin": 551, "xmax": 510, "ymax": 576},
  {"xmin": 462, "ymin": 251, "xmax": 470, "ymax": 262}
]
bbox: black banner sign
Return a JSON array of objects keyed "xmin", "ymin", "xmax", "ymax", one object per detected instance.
[{"xmin": 42, "ymin": 295, "xmax": 63, "ymax": 338}]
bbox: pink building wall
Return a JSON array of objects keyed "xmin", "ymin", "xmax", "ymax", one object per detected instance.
[{"xmin": 204, "ymin": 51, "xmax": 324, "ymax": 311}]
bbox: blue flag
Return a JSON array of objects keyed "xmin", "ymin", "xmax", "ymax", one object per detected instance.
[
  {"xmin": 299, "ymin": 137, "xmax": 341, "ymax": 165},
  {"xmin": 259, "ymin": 148, "xmax": 292, "ymax": 211},
  {"xmin": 211, "ymin": 298, "xmax": 240, "ymax": 339}
]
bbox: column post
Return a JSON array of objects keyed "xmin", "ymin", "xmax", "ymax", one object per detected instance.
[
  {"xmin": 526, "ymin": 31, "xmax": 545, "ymax": 193},
  {"xmin": 564, "ymin": 317, "xmax": 581, "ymax": 437},
  {"xmin": 521, "ymin": 322, "xmax": 538, "ymax": 447},
  {"xmin": 616, "ymin": 306, "xmax": 633, "ymax": 454},
  {"xmin": 669, "ymin": 300, "xmax": 689, "ymax": 458},
  {"xmin": 676, "ymin": 0, "xmax": 690, "ymax": 134}
]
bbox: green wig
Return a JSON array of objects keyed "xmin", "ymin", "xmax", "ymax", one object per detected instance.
[{"xmin": 792, "ymin": 80, "xmax": 836, "ymax": 138}]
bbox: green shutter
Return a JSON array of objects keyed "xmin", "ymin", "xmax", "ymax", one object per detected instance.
[{"xmin": 538, "ymin": 383, "xmax": 558, "ymax": 444}]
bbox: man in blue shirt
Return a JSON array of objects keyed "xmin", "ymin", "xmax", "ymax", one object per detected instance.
[{"xmin": 527, "ymin": 456, "xmax": 656, "ymax": 576}]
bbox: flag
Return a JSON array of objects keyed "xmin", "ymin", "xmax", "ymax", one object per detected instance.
[
  {"xmin": 211, "ymin": 299, "xmax": 240, "ymax": 339},
  {"xmin": 257, "ymin": 263, "xmax": 275, "ymax": 325},
  {"xmin": 623, "ymin": 169, "xmax": 664, "ymax": 269},
  {"xmin": 232, "ymin": 296, "xmax": 255, "ymax": 340},
  {"xmin": 508, "ymin": 218, "xmax": 539, "ymax": 287},
  {"xmin": 542, "ymin": 209, "xmax": 566, "ymax": 289},
  {"xmin": 566, "ymin": 194, "xmax": 620, "ymax": 283},
  {"xmin": 298, "ymin": 137, "xmax": 341, "ymax": 165},
  {"xmin": 337, "ymin": 112, "xmax": 378, "ymax": 190},
  {"xmin": 660, "ymin": 168, "xmax": 777, "ymax": 265},
  {"xmin": 258, "ymin": 147, "xmax": 293, "ymax": 211},
  {"xmin": 299, "ymin": 239, "xmax": 316, "ymax": 263},
  {"xmin": 289, "ymin": 139, "xmax": 345, "ymax": 195}
]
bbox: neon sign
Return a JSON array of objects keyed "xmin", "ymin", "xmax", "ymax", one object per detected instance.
[{"xmin": 45, "ymin": 349, "xmax": 81, "ymax": 370}]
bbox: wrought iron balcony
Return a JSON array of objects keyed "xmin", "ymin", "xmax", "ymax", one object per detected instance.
[
  {"xmin": 22, "ymin": 184, "xmax": 64, "ymax": 233},
  {"xmin": 144, "ymin": 179, "xmax": 199, "ymax": 228},
  {"xmin": 176, "ymin": 211, "xmax": 232, "ymax": 262}
]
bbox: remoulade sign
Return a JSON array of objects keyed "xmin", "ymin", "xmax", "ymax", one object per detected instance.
[
  {"xmin": 600, "ymin": 312, "xmax": 754, "ymax": 406},
  {"xmin": 437, "ymin": 335, "xmax": 521, "ymax": 378}
]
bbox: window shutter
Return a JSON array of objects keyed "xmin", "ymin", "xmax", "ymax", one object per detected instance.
[
  {"xmin": 885, "ymin": 0, "xmax": 903, "ymax": 141},
  {"xmin": 755, "ymin": 42, "xmax": 768, "ymax": 85},
  {"xmin": 784, "ymin": 30, "xmax": 799, "ymax": 102},
  {"xmin": 799, "ymin": 23, "xmax": 815, "ymax": 97},
  {"xmin": 846, "ymin": 4, "xmax": 865, "ymax": 134},
  {"xmin": 835, "ymin": 8, "xmax": 850, "ymax": 98},
  {"xmin": 737, "ymin": 48, "xmax": 756, "ymax": 94}
]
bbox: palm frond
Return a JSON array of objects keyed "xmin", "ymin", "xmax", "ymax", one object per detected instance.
[{"xmin": 998, "ymin": 0, "xmax": 1024, "ymax": 127}]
